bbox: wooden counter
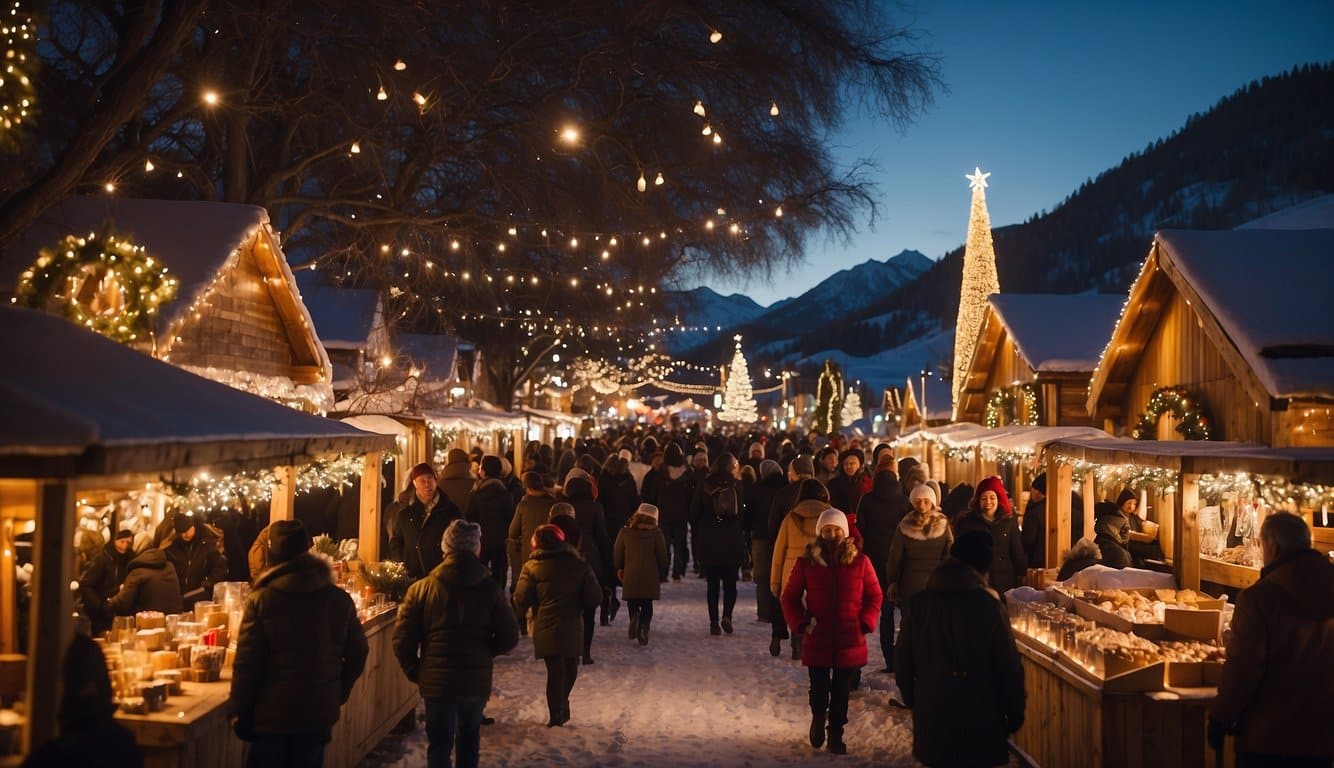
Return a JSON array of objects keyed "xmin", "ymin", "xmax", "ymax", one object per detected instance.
[
  {"xmin": 117, "ymin": 608, "xmax": 418, "ymax": 768},
  {"xmin": 1010, "ymin": 633, "xmax": 1230, "ymax": 768}
]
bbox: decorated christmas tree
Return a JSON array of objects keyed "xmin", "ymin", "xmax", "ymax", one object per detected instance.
[
  {"xmin": 717, "ymin": 335, "xmax": 758, "ymax": 424},
  {"xmin": 951, "ymin": 166, "xmax": 1000, "ymax": 417},
  {"xmin": 814, "ymin": 359, "xmax": 844, "ymax": 436},
  {"xmin": 840, "ymin": 386, "xmax": 863, "ymax": 426}
]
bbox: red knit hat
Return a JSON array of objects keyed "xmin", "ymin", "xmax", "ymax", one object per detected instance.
[
  {"xmin": 531, "ymin": 523, "xmax": 566, "ymax": 551},
  {"xmin": 972, "ymin": 476, "xmax": 1013, "ymax": 516}
]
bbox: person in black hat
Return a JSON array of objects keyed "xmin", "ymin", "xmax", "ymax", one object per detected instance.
[
  {"xmin": 389, "ymin": 462, "xmax": 463, "ymax": 579},
  {"xmin": 466, "ymin": 455, "xmax": 515, "ymax": 589},
  {"xmin": 896, "ymin": 529, "xmax": 1025, "ymax": 767},
  {"xmin": 164, "ymin": 514, "xmax": 228, "ymax": 609},
  {"xmin": 78, "ymin": 528, "xmax": 135, "ymax": 634},
  {"xmin": 230, "ymin": 519, "xmax": 368, "ymax": 768}
]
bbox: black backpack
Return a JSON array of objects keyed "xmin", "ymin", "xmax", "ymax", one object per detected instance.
[{"xmin": 710, "ymin": 483, "xmax": 739, "ymax": 520}]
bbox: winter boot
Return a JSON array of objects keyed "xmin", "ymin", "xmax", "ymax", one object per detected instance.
[
  {"xmin": 809, "ymin": 713, "xmax": 826, "ymax": 748},
  {"xmin": 769, "ymin": 638, "xmax": 782, "ymax": 657},
  {"xmin": 638, "ymin": 615, "xmax": 650, "ymax": 646},
  {"xmin": 629, "ymin": 612, "xmax": 640, "ymax": 641},
  {"xmin": 609, "ymin": 595, "xmax": 621, "ymax": 622},
  {"xmin": 826, "ymin": 726, "xmax": 847, "ymax": 755},
  {"xmin": 710, "ymin": 621, "xmax": 722, "ymax": 636},
  {"xmin": 720, "ymin": 616, "xmax": 733, "ymax": 634}
]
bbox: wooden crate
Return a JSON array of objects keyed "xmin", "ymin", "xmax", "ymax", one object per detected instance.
[{"xmin": 1199, "ymin": 557, "xmax": 1259, "ymax": 589}]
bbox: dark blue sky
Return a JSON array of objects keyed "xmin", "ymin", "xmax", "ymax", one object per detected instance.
[{"xmin": 706, "ymin": 0, "xmax": 1334, "ymax": 307}]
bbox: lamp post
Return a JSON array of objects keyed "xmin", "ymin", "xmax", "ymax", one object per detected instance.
[{"xmin": 919, "ymin": 369, "xmax": 933, "ymax": 426}]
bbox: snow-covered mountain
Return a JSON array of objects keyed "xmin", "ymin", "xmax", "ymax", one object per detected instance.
[
  {"xmin": 747, "ymin": 249, "xmax": 931, "ymax": 332},
  {"xmin": 665, "ymin": 286, "xmax": 767, "ymax": 332}
]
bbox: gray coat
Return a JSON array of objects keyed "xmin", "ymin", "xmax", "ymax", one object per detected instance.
[
  {"xmin": 886, "ymin": 510, "xmax": 953, "ymax": 604},
  {"xmin": 613, "ymin": 516, "xmax": 669, "ymax": 600}
]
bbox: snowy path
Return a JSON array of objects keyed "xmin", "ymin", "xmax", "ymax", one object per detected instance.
[{"xmin": 359, "ymin": 575, "xmax": 946, "ymax": 767}]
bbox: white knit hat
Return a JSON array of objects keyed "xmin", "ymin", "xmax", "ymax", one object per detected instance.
[
  {"xmin": 618, "ymin": 448, "xmax": 633, "ymax": 462},
  {"xmin": 816, "ymin": 508, "xmax": 849, "ymax": 538},
  {"xmin": 910, "ymin": 484, "xmax": 937, "ymax": 508},
  {"xmin": 634, "ymin": 502, "xmax": 659, "ymax": 522}
]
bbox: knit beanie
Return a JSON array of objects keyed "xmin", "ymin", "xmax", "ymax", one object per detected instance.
[
  {"xmin": 1030, "ymin": 472, "xmax": 1047, "ymax": 493},
  {"xmin": 973, "ymin": 476, "xmax": 1014, "ymax": 516},
  {"xmin": 549, "ymin": 502, "xmax": 576, "ymax": 522},
  {"xmin": 633, "ymin": 503, "xmax": 659, "ymax": 523},
  {"xmin": 790, "ymin": 455, "xmax": 815, "ymax": 477},
  {"xmin": 531, "ymin": 523, "xmax": 566, "ymax": 551},
  {"xmin": 446, "ymin": 448, "xmax": 470, "ymax": 466},
  {"xmin": 759, "ymin": 459, "xmax": 782, "ymax": 479},
  {"xmin": 952, "ymin": 530, "xmax": 994, "ymax": 575},
  {"xmin": 115, "ymin": 528, "xmax": 135, "ymax": 541},
  {"xmin": 267, "ymin": 520, "xmax": 312, "ymax": 564},
  {"xmin": 172, "ymin": 514, "xmax": 196, "ymax": 535},
  {"xmin": 479, "ymin": 455, "xmax": 503, "ymax": 478},
  {"xmin": 408, "ymin": 462, "xmax": 436, "ymax": 482},
  {"xmin": 442, "ymin": 519, "xmax": 481, "ymax": 555},
  {"xmin": 1116, "ymin": 488, "xmax": 1138, "ymax": 507},
  {"xmin": 816, "ymin": 508, "xmax": 849, "ymax": 538},
  {"xmin": 909, "ymin": 483, "xmax": 937, "ymax": 508}
]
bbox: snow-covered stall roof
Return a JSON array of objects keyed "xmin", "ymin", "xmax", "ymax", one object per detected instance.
[
  {"xmin": 295, "ymin": 270, "xmax": 382, "ymax": 350},
  {"xmin": 521, "ymin": 407, "xmax": 584, "ymax": 427},
  {"xmin": 1238, "ymin": 194, "xmax": 1334, "ymax": 230},
  {"xmin": 397, "ymin": 333, "xmax": 459, "ymax": 382},
  {"xmin": 1041, "ymin": 435, "xmax": 1334, "ymax": 484},
  {"xmin": 892, "ymin": 421, "xmax": 986, "ymax": 447},
  {"xmin": 0, "ymin": 306, "xmax": 395, "ymax": 476},
  {"xmin": 988, "ymin": 294, "xmax": 1126, "ymax": 372},
  {"xmin": 423, "ymin": 407, "xmax": 527, "ymax": 433},
  {"xmin": 1157, "ymin": 228, "xmax": 1334, "ymax": 400}
]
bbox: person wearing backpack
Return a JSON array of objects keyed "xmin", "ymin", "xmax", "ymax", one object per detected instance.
[{"xmin": 690, "ymin": 453, "xmax": 747, "ymax": 635}]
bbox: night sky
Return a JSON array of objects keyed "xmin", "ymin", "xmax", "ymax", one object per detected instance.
[{"xmin": 705, "ymin": 0, "xmax": 1334, "ymax": 306}]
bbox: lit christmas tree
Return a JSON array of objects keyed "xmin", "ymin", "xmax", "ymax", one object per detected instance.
[
  {"xmin": 814, "ymin": 359, "xmax": 844, "ymax": 436},
  {"xmin": 952, "ymin": 166, "xmax": 1000, "ymax": 417},
  {"xmin": 718, "ymin": 335, "xmax": 759, "ymax": 424},
  {"xmin": 840, "ymin": 386, "xmax": 863, "ymax": 426}
]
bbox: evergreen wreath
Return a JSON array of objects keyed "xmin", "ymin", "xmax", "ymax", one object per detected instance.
[
  {"xmin": 983, "ymin": 384, "xmax": 1041, "ymax": 428},
  {"xmin": 1131, "ymin": 385, "xmax": 1211, "ymax": 440},
  {"xmin": 15, "ymin": 225, "xmax": 177, "ymax": 343}
]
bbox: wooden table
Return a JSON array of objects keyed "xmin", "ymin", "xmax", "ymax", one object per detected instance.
[{"xmin": 116, "ymin": 608, "xmax": 418, "ymax": 768}]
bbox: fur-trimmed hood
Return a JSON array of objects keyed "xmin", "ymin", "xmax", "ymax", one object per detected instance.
[
  {"xmin": 898, "ymin": 510, "xmax": 950, "ymax": 541},
  {"xmin": 629, "ymin": 513, "xmax": 659, "ymax": 530},
  {"xmin": 1061, "ymin": 537, "xmax": 1102, "ymax": 566},
  {"xmin": 802, "ymin": 536, "xmax": 860, "ymax": 566}
]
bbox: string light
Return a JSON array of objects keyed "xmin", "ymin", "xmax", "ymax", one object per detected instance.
[
  {"xmin": 0, "ymin": 0, "xmax": 36, "ymax": 145},
  {"xmin": 654, "ymin": 172, "xmax": 664, "ymax": 186},
  {"xmin": 770, "ymin": 101, "xmax": 780, "ymax": 116},
  {"xmin": 393, "ymin": 59, "xmax": 407, "ymax": 71},
  {"xmin": 202, "ymin": 90, "xmax": 219, "ymax": 106},
  {"xmin": 349, "ymin": 141, "xmax": 361, "ymax": 154},
  {"xmin": 694, "ymin": 101, "xmax": 706, "ymax": 117},
  {"xmin": 637, "ymin": 173, "xmax": 647, "ymax": 192},
  {"xmin": 376, "ymin": 86, "xmax": 388, "ymax": 101},
  {"xmin": 144, "ymin": 159, "xmax": 155, "ymax": 172},
  {"xmin": 709, "ymin": 29, "xmax": 723, "ymax": 43}
]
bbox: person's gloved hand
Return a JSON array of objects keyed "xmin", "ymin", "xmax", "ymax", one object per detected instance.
[{"xmin": 1206, "ymin": 717, "xmax": 1228, "ymax": 752}]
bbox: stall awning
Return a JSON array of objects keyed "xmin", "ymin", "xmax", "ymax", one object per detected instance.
[
  {"xmin": 423, "ymin": 407, "xmax": 528, "ymax": 433},
  {"xmin": 521, "ymin": 407, "xmax": 583, "ymax": 427},
  {"xmin": 0, "ymin": 307, "xmax": 395, "ymax": 477},
  {"xmin": 1042, "ymin": 436, "xmax": 1334, "ymax": 484}
]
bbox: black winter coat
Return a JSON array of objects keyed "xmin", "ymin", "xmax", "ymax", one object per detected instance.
[
  {"xmin": 767, "ymin": 480, "xmax": 806, "ymax": 543},
  {"xmin": 465, "ymin": 478, "xmax": 513, "ymax": 554},
  {"xmin": 507, "ymin": 491, "xmax": 557, "ymax": 582},
  {"xmin": 954, "ymin": 511, "xmax": 1028, "ymax": 592},
  {"xmin": 897, "ymin": 559, "xmax": 1025, "ymax": 768},
  {"xmin": 437, "ymin": 460, "xmax": 475, "ymax": 513},
  {"xmin": 745, "ymin": 473, "xmax": 787, "ymax": 541},
  {"xmin": 1095, "ymin": 532, "xmax": 1133, "ymax": 569},
  {"xmin": 107, "ymin": 549, "xmax": 183, "ymax": 616},
  {"xmin": 570, "ymin": 497, "xmax": 612, "ymax": 586},
  {"xmin": 856, "ymin": 473, "xmax": 911, "ymax": 587},
  {"xmin": 229, "ymin": 553, "xmax": 368, "ymax": 738},
  {"xmin": 393, "ymin": 551, "xmax": 519, "ymax": 699},
  {"xmin": 597, "ymin": 470, "xmax": 640, "ymax": 536},
  {"xmin": 690, "ymin": 472, "xmax": 747, "ymax": 569},
  {"xmin": 513, "ymin": 546, "xmax": 601, "ymax": 658},
  {"xmin": 79, "ymin": 544, "xmax": 133, "ymax": 632},
  {"xmin": 164, "ymin": 533, "xmax": 228, "ymax": 607},
  {"xmin": 390, "ymin": 493, "xmax": 462, "ymax": 579},
  {"xmin": 1021, "ymin": 498, "xmax": 1047, "ymax": 570},
  {"xmin": 826, "ymin": 471, "xmax": 867, "ymax": 518},
  {"xmin": 655, "ymin": 465, "xmax": 696, "ymax": 526}
]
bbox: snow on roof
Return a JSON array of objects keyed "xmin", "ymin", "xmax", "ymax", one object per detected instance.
[
  {"xmin": 0, "ymin": 306, "xmax": 391, "ymax": 468},
  {"xmin": 0, "ymin": 197, "xmax": 273, "ymax": 336},
  {"xmin": 396, "ymin": 333, "xmax": 459, "ymax": 382},
  {"xmin": 422, "ymin": 407, "xmax": 527, "ymax": 433},
  {"xmin": 1238, "ymin": 194, "xmax": 1334, "ymax": 230},
  {"xmin": 1157, "ymin": 228, "xmax": 1334, "ymax": 399},
  {"xmin": 988, "ymin": 293, "xmax": 1125, "ymax": 372},
  {"xmin": 295, "ymin": 270, "xmax": 382, "ymax": 349}
]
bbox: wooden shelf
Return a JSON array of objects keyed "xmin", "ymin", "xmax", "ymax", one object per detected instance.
[{"xmin": 1199, "ymin": 556, "xmax": 1260, "ymax": 589}]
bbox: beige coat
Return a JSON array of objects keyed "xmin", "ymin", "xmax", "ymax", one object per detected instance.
[{"xmin": 770, "ymin": 499, "xmax": 827, "ymax": 596}]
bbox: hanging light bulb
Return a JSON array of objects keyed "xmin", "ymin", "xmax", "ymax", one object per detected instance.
[
  {"xmin": 376, "ymin": 86, "xmax": 388, "ymax": 101},
  {"xmin": 394, "ymin": 59, "xmax": 407, "ymax": 71},
  {"xmin": 654, "ymin": 172, "xmax": 664, "ymax": 186},
  {"xmin": 144, "ymin": 159, "xmax": 155, "ymax": 172},
  {"xmin": 637, "ymin": 174, "xmax": 647, "ymax": 192},
  {"xmin": 694, "ymin": 101, "xmax": 706, "ymax": 117},
  {"xmin": 701, "ymin": 124, "xmax": 712, "ymax": 136},
  {"xmin": 770, "ymin": 101, "xmax": 780, "ymax": 116},
  {"xmin": 413, "ymin": 92, "xmax": 428, "ymax": 107},
  {"xmin": 508, "ymin": 227, "xmax": 517, "ymax": 236},
  {"xmin": 712, "ymin": 133, "xmax": 722, "ymax": 144},
  {"xmin": 350, "ymin": 141, "xmax": 361, "ymax": 154},
  {"xmin": 709, "ymin": 29, "xmax": 723, "ymax": 43},
  {"xmin": 569, "ymin": 237, "xmax": 579, "ymax": 248},
  {"xmin": 775, "ymin": 205, "xmax": 784, "ymax": 217}
]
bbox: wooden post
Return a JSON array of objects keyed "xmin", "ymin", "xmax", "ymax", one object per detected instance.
[
  {"xmin": 1, "ymin": 515, "xmax": 15, "ymax": 654},
  {"xmin": 512, "ymin": 430, "xmax": 524, "ymax": 475},
  {"xmin": 359, "ymin": 454, "xmax": 381, "ymax": 563},
  {"xmin": 271, "ymin": 465, "xmax": 295, "ymax": 522},
  {"xmin": 1156, "ymin": 488, "xmax": 1175, "ymax": 567},
  {"xmin": 1046, "ymin": 456, "xmax": 1073, "ymax": 570},
  {"xmin": 26, "ymin": 481, "xmax": 74, "ymax": 752},
  {"xmin": 1177, "ymin": 473, "xmax": 1201, "ymax": 590},
  {"xmin": 1083, "ymin": 474, "xmax": 1096, "ymax": 541}
]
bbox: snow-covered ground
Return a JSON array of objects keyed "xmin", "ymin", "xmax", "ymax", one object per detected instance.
[{"xmin": 359, "ymin": 575, "xmax": 1010, "ymax": 767}]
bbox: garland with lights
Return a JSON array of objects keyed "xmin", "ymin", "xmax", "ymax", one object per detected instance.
[
  {"xmin": 984, "ymin": 384, "xmax": 1041, "ymax": 428},
  {"xmin": 1131, "ymin": 386, "xmax": 1211, "ymax": 441},
  {"xmin": 0, "ymin": 1, "xmax": 36, "ymax": 151},
  {"xmin": 15, "ymin": 227, "xmax": 178, "ymax": 343},
  {"xmin": 162, "ymin": 454, "xmax": 372, "ymax": 515},
  {"xmin": 1050, "ymin": 450, "xmax": 1180, "ymax": 494}
]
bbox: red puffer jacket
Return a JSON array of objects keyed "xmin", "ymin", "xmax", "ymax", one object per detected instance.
[{"xmin": 781, "ymin": 538, "xmax": 882, "ymax": 669}]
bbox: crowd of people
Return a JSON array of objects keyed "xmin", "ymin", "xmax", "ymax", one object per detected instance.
[{"xmin": 38, "ymin": 423, "xmax": 1333, "ymax": 768}]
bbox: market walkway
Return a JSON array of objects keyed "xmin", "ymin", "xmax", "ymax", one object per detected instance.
[{"xmin": 358, "ymin": 571, "xmax": 936, "ymax": 767}]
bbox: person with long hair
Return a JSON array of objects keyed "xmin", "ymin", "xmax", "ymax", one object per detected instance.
[
  {"xmin": 953, "ymin": 477, "xmax": 1027, "ymax": 593},
  {"xmin": 780, "ymin": 508, "xmax": 882, "ymax": 755}
]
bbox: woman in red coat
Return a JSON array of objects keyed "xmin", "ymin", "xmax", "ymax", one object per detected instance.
[{"xmin": 781, "ymin": 508, "xmax": 882, "ymax": 756}]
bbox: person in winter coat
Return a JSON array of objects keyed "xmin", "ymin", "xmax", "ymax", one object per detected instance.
[
  {"xmin": 507, "ymin": 472, "xmax": 558, "ymax": 634},
  {"xmin": 896, "ymin": 531, "xmax": 1025, "ymax": 768},
  {"xmin": 229, "ymin": 520, "xmax": 368, "ymax": 767},
  {"xmin": 780, "ymin": 508, "xmax": 882, "ymax": 756},
  {"xmin": 826, "ymin": 449, "xmax": 868, "ymax": 517},
  {"xmin": 953, "ymin": 477, "xmax": 1027, "ymax": 592},
  {"xmin": 691, "ymin": 453, "xmax": 747, "ymax": 636},
  {"xmin": 437, "ymin": 449, "xmax": 476, "ymax": 514},
  {"xmin": 513, "ymin": 525, "xmax": 602, "ymax": 727},
  {"xmin": 1021, "ymin": 474, "xmax": 1048, "ymax": 570},
  {"xmin": 614, "ymin": 503, "xmax": 669, "ymax": 645},
  {"xmin": 855, "ymin": 471, "xmax": 910, "ymax": 599},
  {"xmin": 563, "ymin": 475, "xmax": 611, "ymax": 662},
  {"xmin": 164, "ymin": 514, "xmax": 228, "ymax": 609},
  {"xmin": 21, "ymin": 634, "xmax": 141, "ymax": 768},
  {"xmin": 596, "ymin": 455, "xmax": 639, "ymax": 624},
  {"xmin": 771, "ymin": 479, "xmax": 833, "ymax": 658},
  {"xmin": 764, "ymin": 455, "xmax": 816, "ymax": 651},
  {"xmin": 107, "ymin": 546, "xmax": 184, "ymax": 616},
  {"xmin": 1209, "ymin": 513, "xmax": 1334, "ymax": 765},
  {"xmin": 390, "ymin": 463, "xmax": 463, "ymax": 580},
  {"xmin": 1116, "ymin": 488, "xmax": 1166, "ymax": 567},
  {"xmin": 655, "ymin": 444, "xmax": 696, "ymax": 581},
  {"xmin": 748, "ymin": 460, "xmax": 787, "ymax": 623},
  {"xmin": 884, "ymin": 484, "xmax": 953, "ymax": 674},
  {"xmin": 465, "ymin": 456, "xmax": 515, "ymax": 589},
  {"xmin": 815, "ymin": 447, "xmax": 839, "ymax": 487},
  {"xmin": 78, "ymin": 528, "xmax": 135, "ymax": 634},
  {"xmin": 1056, "ymin": 538, "xmax": 1103, "ymax": 582},
  {"xmin": 1093, "ymin": 505, "xmax": 1134, "ymax": 569},
  {"xmin": 393, "ymin": 520, "xmax": 519, "ymax": 768},
  {"xmin": 941, "ymin": 482, "xmax": 973, "ymax": 526}
]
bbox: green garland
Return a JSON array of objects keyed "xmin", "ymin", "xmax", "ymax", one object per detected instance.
[
  {"xmin": 0, "ymin": 1, "xmax": 37, "ymax": 152},
  {"xmin": 1131, "ymin": 385, "xmax": 1211, "ymax": 440},
  {"xmin": 984, "ymin": 384, "xmax": 1041, "ymax": 428},
  {"xmin": 15, "ymin": 226, "xmax": 177, "ymax": 343}
]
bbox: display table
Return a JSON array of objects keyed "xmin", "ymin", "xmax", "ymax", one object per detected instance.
[
  {"xmin": 116, "ymin": 608, "xmax": 418, "ymax": 768},
  {"xmin": 1010, "ymin": 633, "xmax": 1230, "ymax": 768}
]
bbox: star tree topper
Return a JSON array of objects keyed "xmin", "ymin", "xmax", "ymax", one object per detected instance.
[{"xmin": 966, "ymin": 166, "xmax": 991, "ymax": 190}]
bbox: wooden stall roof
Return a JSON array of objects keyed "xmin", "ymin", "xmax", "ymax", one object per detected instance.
[
  {"xmin": 1089, "ymin": 228, "xmax": 1334, "ymax": 417},
  {"xmin": 422, "ymin": 406, "xmax": 528, "ymax": 433},
  {"xmin": 0, "ymin": 307, "xmax": 395, "ymax": 478},
  {"xmin": 1042, "ymin": 436, "xmax": 1334, "ymax": 485}
]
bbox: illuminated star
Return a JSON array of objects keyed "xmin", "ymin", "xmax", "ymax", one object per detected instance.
[{"xmin": 966, "ymin": 166, "xmax": 991, "ymax": 190}]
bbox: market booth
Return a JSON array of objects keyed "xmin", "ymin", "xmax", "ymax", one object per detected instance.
[{"xmin": 0, "ymin": 308, "xmax": 409, "ymax": 767}]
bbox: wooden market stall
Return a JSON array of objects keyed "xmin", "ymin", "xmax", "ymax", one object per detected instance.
[
  {"xmin": 0, "ymin": 307, "xmax": 407, "ymax": 766},
  {"xmin": 956, "ymin": 293, "xmax": 1123, "ymax": 428}
]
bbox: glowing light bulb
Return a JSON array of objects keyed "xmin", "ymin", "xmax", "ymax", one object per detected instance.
[
  {"xmin": 376, "ymin": 87, "xmax": 388, "ymax": 101},
  {"xmin": 561, "ymin": 126, "xmax": 580, "ymax": 143},
  {"xmin": 350, "ymin": 141, "xmax": 361, "ymax": 154},
  {"xmin": 144, "ymin": 159, "xmax": 155, "ymax": 171},
  {"xmin": 709, "ymin": 30, "xmax": 722, "ymax": 43},
  {"xmin": 712, "ymin": 133, "xmax": 722, "ymax": 144},
  {"xmin": 775, "ymin": 205, "xmax": 783, "ymax": 217},
  {"xmin": 104, "ymin": 182, "xmax": 115, "ymax": 193},
  {"xmin": 569, "ymin": 237, "xmax": 579, "ymax": 248},
  {"xmin": 637, "ymin": 174, "xmax": 647, "ymax": 192},
  {"xmin": 450, "ymin": 241, "xmax": 460, "ymax": 251},
  {"xmin": 770, "ymin": 102, "xmax": 779, "ymax": 116},
  {"xmin": 654, "ymin": 172, "xmax": 664, "ymax": 186},
  {"xmin": 702, "ymin": 124, "xmax": 712, "ymax": 136},
  {"xmin": 694, "ymin": 101, "xmax": 706, "ymax": 117},
  {"xmin": 413, "ymin": 92, "xmax": 428, "ymax": 107},
  {"xmin": 202, "ymin": 90, "xmax": 219, "ymax": 106},
  {"xmin": 394, "ymin": 59, "xmax": 407, "ymax": 71}
]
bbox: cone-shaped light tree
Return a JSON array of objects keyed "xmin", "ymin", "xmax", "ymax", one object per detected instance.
[
  {"xmin": 951, "ymin": 166, "xmax": 1000, "ymax": 416},
  {"xmin": 718, "ymin": 335, "xmax": 759, "ymax": 424},
  {"xmin": 841, "ymin": 386, "xmax": 863, "ymax": 426}
]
